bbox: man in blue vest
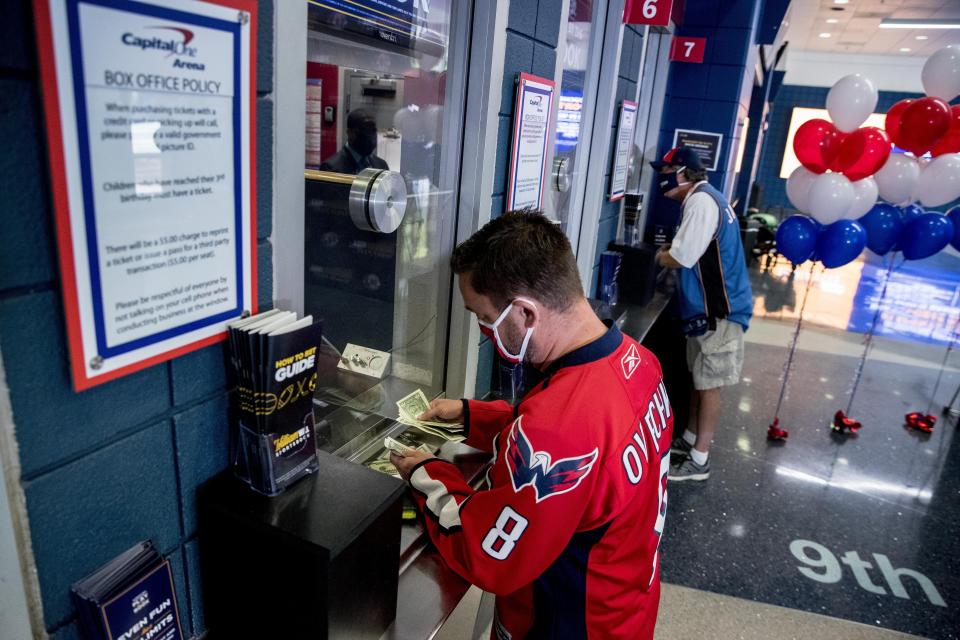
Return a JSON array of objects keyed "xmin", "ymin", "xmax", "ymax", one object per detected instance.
[{"xmin": 651, "ymin": 146, "xmax": 753, "ymax": 482}]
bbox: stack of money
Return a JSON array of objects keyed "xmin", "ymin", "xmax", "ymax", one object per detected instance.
[
  {"xmin": 395, "ymin": 389, "xmax": 465, "ymax": 443},
  {"xmin": 363, "ymin": 441, "xmax": 432, "ymax": 477}
]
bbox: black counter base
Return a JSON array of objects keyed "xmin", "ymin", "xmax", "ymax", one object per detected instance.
[{"xmin": 198, "ymin": 450, "xmax": 405, "ymax": 639}]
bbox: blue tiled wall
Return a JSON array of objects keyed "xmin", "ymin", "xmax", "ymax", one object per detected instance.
[
  {"xmin": 644, "ymin": 0, "xmax": 763, "ymax": 238},
  {"xmin": 0, "ymin": 1, "xmax": 275, "ymax": 637},
  {"xmin": 755, "ymin": 84, "xmax": 923, "ymax": 212},
  {"xmin": 477, "ymin": 0, "xmax": 563, "ymax": 398}
]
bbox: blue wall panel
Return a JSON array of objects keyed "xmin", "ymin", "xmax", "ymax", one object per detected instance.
[
  {"xmin": 1, "ymin": 1, "xmax": 277, "ymax": 636},
  {"xmin": 479, "ymin": 0, "xmax": 565, "ymax": 398},
  {"xmin": 24, "ymin": 420, "xmax": 180, "ymax": 625}
]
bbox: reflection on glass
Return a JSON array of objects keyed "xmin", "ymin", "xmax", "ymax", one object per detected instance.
[
  {"xmin": 552, "ymin": 0, "xmax": 595, "ymax": 231},
  {"xmin": 304, "ymin": 1, "xmax": 456, "ymax": 425},
  {"xmin": 131, "ymin": 121, "xmax": 162, "ymax": 195}
]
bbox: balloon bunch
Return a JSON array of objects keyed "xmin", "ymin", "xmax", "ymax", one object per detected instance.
[{"xmin": 779, "ymin": 45, "xmax": 960, "ymax": 269}]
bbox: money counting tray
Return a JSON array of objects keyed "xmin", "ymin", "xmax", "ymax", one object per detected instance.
[{"xmin": 198, "ymin": 449, "xmax": 406, "ymax": 639}]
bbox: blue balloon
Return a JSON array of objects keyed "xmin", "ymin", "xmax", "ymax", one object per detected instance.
[
  {"xmin": 858, "ymin": 203, "xmax": 904, "ymax": 256},
  {"xmin": 947, "ymin": 206, "xmax": 960, "ymax": 252},
  {"xmin": 816, "ymin": 220, "xmax": 867, "ymax": 269},
  {"xmin": 900, "ymin": 204, "xmax": 925, "ymax": 223},
  {"xmin": 899, "ymin": 213, "xmax": 954, "ymax": 260},
  {"xmin": 776, "ymin": 215, "xmax": 819, "ymax": 264}
]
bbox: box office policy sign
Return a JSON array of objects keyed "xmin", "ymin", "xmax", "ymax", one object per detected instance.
[
  {"xmin": 507, "ymin": 72, "xmax": 556, "ymax": 212},
  {"xmin": 34, "ymin": 0, "xmax": 257, "ymax": 390}
]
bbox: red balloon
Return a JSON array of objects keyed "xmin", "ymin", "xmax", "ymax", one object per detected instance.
[
  {"xmin": 899, "ymin": 97, "xmax": 952, "ymax": 156},
  {"xmin": 794, "ymin": 119, "xmax": 845, "ymax": 174},
  {"xmin": 834, "ymin": 127, "xmax": 892, "ymax": 181},
  {"xmin": 885, "ymin": 99, "xmax": 913, "ymax": 149},
  {"xmin": 930, "ymin": 105, "xmax": 960, "ymax": 157}
]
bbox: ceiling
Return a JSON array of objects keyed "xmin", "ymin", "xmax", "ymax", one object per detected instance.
[{"xmin": 784, "ymin": 0, "xmax": 960, "ymax": 57}]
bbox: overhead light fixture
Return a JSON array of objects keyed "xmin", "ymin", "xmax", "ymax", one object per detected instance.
[
  {"xmin": 915, "ymin": 35, "xmax": 929, "ymax": 40},
  {"xmin": 834, "ymin": 0, "xmax": 849, "ymax": 4},
  {"xmin": 900, "ymin": 47, "xmax": 911, "ymax": 52},
  {"xmin": 880, "ymin": 18, "xmax": 960, "ymax": 29},
  {"xmin": 819, "ymin": 32, "xmax": 832, "ymax": 38},
  {"xmin": 826, "ymin": 18, "xmax": 839, "ymax": 24}
]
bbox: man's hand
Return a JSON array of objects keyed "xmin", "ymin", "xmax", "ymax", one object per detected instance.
[
  {"xmin": 656, "ymin": 246, "xmax": 683, "ymax": 269},
  {"xmin": 390, "ymin": 450, "xmax": 436, "ymax": 481},
  {"xmin": 417, "ymin": 398, "xmax": 463, "ymax": 423}
]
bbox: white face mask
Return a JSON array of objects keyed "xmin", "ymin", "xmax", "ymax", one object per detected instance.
[{"xmin": 477, "ymin": 297, "xmax": 536, "ymax": 364}]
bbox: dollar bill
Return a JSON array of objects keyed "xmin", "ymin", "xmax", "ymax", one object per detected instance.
[
  {"xmin": 396, "ymin": 389, "xmax": 431, "ymax": 422},
  {"xmin": 395, "ymin": 389, "xmax": 465, "ymax": 437},
  {"xmin": 384, "ymin": 436, "xmax": 416, "ymax": 457}
]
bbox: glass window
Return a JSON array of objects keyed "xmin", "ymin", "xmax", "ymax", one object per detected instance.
[
  {"xmin": 303, "ymin": 1, "xmax": 461, "ymax": 449},
  {"xmin": 551, "ymin": 0, "xmax": 597, "ymax": 235}
]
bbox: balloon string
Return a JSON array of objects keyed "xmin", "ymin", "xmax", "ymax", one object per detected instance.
[
  {"xmin": 845, "ymin": 253, "xmax": 898, "ymax": 416},
  {"xmin": 772, "ymin": 261, "xmax": 818, "ymax": 420},
  {"xmin": 925, "ymin": 314, "xmax": 960, "ymax": 416}
]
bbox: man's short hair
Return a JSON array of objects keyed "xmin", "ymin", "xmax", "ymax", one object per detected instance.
[
  {"xmin": 347, "ymin": 108, "xmax": 376, "ymax": 130},
  {"xmin": 684, "ymin": 167, "xmax": 708, "ymax": 183},
  {"xmin": 451, "ymin": 211, "xmax": 583, "ymax": 311}
]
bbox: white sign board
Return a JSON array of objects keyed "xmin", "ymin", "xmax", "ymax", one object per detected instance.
[
  {"xmin": 507, "ymin": 72, "xmax": 556, "ymax": 211},
  {"xmin": 34, "ymin": 0, "xmax": 257, "ymax": 390},
  {"xmin": 609, "ymin": 100, "xmax": 638, "ymax": 201}
]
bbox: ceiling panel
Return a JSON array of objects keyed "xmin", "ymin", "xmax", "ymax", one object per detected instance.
[{"xmin": 785, "ymin": 0, "xmax": 960, "ymax": 57}]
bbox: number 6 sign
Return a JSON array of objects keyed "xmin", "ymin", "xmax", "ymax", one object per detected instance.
[
  {"xmin": 624, "ymin": 0, "xmax": 673, "ymax": 26},
  {"xmin": 670, "ymin": 36, "xmax": 706, "ymax": 63}
]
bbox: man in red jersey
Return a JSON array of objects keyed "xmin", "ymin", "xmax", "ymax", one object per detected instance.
[{"xmin": 392, "ymin": 212, "xmax": 673, "ymax": 639}]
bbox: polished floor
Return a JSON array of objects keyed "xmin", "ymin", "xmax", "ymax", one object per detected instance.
[{"xmin": 660, "ymin": 255, "xmax": 960, "ymax": 640}]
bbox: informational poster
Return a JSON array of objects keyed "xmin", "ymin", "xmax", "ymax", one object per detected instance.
[
  {"xmin": 507, "ymin": 72, "xmax": 556, "ymax": 212},
  {"xmin": 672, "ymin": 129, "xmax": 723, "ymax": 171},
  {"xmin": 305, "ymin": 78, "xmax": 323, "ymax": 168},
  {"xmin": 34, "ymin": 0, "xmax": 257, "ymax": 390},
  {"xmin": 609, "ymin": 100, "xmax": 638, "ymax": 202}
]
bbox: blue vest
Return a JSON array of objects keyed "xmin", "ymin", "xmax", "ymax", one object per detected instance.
[{"xmin": 677, "ymin": 183, "xmax": 753, "ymax": 336}]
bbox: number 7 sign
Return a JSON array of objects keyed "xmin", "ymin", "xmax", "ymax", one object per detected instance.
[{"xmin": 670, "ymin": 36, "xmax": 706, "ymax": 63}]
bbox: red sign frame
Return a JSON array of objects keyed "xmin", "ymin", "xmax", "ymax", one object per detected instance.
[
  {"xmin": 624, "ymin": 0, "xmax": 674, "ymax": 26},
  {"xmin": 670, "ymin": 36, "xmax": 707, "ymax": 63},
  {"xmin": 33, "ymin": 0, "xmax": 259, "ymax": 390}
]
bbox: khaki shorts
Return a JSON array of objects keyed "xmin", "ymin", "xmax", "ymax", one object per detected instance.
[{"xmin": 686, "ymin": 319, "xmax": 745, "ymax": 390}]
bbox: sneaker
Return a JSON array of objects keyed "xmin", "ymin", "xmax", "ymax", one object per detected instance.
[
  {"xmin": 669, "ymin": 456, "xmax": 710, "ymax": 482},
  {"xmin": 670, "ymin": 437, "xmax": 693, "ymax": 457}
]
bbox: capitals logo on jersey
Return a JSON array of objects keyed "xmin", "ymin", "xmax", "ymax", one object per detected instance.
[{"xmin": 505, "ymin": 417, "xmax": 598, "ymax": 503}]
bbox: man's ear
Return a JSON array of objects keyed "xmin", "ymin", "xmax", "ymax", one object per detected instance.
[{"xmin": 513, "ymin": 298, "xmax": 540, "ymax": 328}]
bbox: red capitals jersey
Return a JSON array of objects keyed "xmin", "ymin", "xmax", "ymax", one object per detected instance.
[{"xmin": 408, "ymin": 325, "xmax": 673, "ymax": 639}]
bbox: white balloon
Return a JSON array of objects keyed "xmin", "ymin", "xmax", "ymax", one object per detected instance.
[
  {"xmin": 915, "ymin": 153, "xmax": 960, "ymax": 207},
  {"xmin": 874, "ymin": 153, "xmax": 920, "ymax": 205},
  {"xmin": 922, "ymin": 44, "xmax": 960, "ymax": 102},
  {"xmin": 786, "ymin": 166, "xmax": 818, "ymax": 213},
  {"xmin": 843, "ymin": 177, "xmax": 878, "ymax": 220},
  {"xmin": 808, "ymin": 172, "xmax": 855, "ymax": 225},
  {"xmin": 826, "ymin": 74, "xmax": 878, "ymax": 133}
]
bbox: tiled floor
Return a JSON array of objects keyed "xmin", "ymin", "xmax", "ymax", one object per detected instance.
[{"xmin": 659, "ymin": 258, "xmax": 960, "ymax": 640}]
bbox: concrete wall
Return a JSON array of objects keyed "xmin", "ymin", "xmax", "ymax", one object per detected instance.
[{"xmin": 0, "ymin": 1, "xmax": 276, "ymax": 637}]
